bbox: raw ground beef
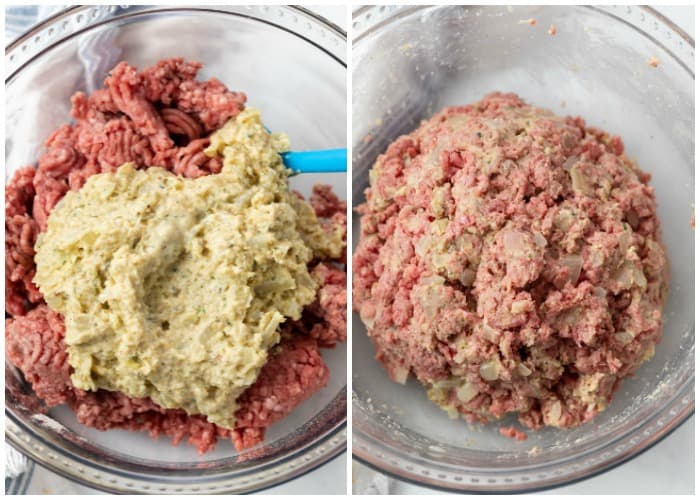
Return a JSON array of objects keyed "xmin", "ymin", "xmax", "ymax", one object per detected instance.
[
  {"xmin": 499, "ymin": 426, "xmax": 528, "ymax": 441},
  {"xmin": 5, "ymin": 58, "xmax": 347, "ymax": 454},
  {"xmin": 6, "ymin": 306, "xmax": 332, "ymax": 454},
  {"xmin": 353, "ymin": 92, "xmax": 667, "ymax": 431}
]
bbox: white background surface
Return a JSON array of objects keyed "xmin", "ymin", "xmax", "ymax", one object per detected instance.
[{"xmin": 351, "ymin": 4, "xmax": 695, "ymax": 495}]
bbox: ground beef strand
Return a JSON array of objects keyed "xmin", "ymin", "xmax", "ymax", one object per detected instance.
[
  {"xmin": 5, "ymin": 167, "xmax": 42, "ymax": 316},
  {"xmin": 29, "ymin": 57, "xmax": 246, "ymax": 236}
]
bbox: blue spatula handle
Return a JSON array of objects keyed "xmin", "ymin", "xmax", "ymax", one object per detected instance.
[{"xmin": 281, "ymin": 148, "xmax": 347, "ymax": 173}]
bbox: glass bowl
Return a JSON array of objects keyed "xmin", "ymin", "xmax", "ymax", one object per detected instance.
[
  {"xmin": 5, "ymin": 5, "xmax": 346, "ymax": 494},
  {"xmin": 352, "ymin": 5, "xmax": 693, "ymax": 493}
]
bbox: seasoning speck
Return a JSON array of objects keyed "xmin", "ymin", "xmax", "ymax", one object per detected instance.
[
  {"xmin": 548, "ymin": 24, "xmax": 557, "ymax": 36},
  {"xmin": 647, "ymin": 56, "xmax": 660, "ymax": 68}
]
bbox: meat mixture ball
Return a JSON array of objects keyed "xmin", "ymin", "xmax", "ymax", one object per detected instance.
[{"xmin": 353, "ymin": 92, "xmax": 668, "ymax": 430}]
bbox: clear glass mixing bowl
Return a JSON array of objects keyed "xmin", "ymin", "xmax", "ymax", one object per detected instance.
[
  {"xmin": 352, "ymin": 5, "xmax": 693, "ymax": 492},
  {"xmin": 5, "ymin": 5, "xmax": 346, "ymax": 494}
]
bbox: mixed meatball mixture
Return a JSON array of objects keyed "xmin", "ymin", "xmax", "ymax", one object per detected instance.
[{"xmin": 353, "ymin": 92, "xmax": 667, "ymax": 430}]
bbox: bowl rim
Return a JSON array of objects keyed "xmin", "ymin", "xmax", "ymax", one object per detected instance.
[
  {"xmin": 352, "ymin": 383, "xmax": 693, "ymax": 494},
  {"xmin": 351, "ymin": 4, "xmax": 694, "ymax": 493},
  {"xmin": 5, "ymin": 4, "xmax": 347, "ymax": 494},
  {"xmin": 351, "ymin": 4, "xmax": 695, "ymax": 47},
  {"xmin": 6, "ymin": 5, "xmax": 347, "ymax": 81}
]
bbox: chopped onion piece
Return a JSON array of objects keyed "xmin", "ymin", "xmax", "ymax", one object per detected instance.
[
  {"xmin": 533, "ymin": 232, "xmax": 547, "ymax": 247},
  {"xmin": 559, "ymin": 254, "xmax": 583, "ymax": 283},
  {"xmin": 614, "ymin": 331, "xmax": 634, "ymax": 345},
  {"xmin": 392, "ymin": 365, "xmax": 409, "ymax": 384},
  {"xmin": 562, "ymin": 133, "xmax": 578, "ymax": 149},
  {"xmin": 502, "ymin": 228, "xmax": 527, "ymax": 253},
  {"xmin": 562, "ymin": 155, "xmax": 578, "ymax": 171},
  {"xmin": 614, "ymin": 261, "xmax": 648, "ymax": 290},
  {"xmin": 546, "ymin": 400, "xmax": 562, "ymax": 425},
  {"xmin": 479, "ymin": 360, "xmax": 501, "ymax": 381},
  {"xmin": 432, "ymin": 378, "xmax": 461, "ymax": 389},
  {"xmin": 457, "ymin": 382, "xmax": 479, "ymax": 403},
  {"xmin": 633, "ymin": 267, "xmax": 648, "ymax": 288},
  {"xmin": 460, "ymin": 268, "xmax": 476, "ymax": 287},
  {"xmin": 569, "ymin": 165, "xmax": 589, "ymax": 194},
  {"xmin": 517, "ymin": 363, "xmax": 532, "ymax": 377},
  {"xmin": 481, "ymin": 323, "xmax": 500, "ymax": 343},
  {"xmin": 554, "ymin": 209, "xmax": 575, "ymax": 231},
  {"xmin": 511, "ymin": 300, "xmax": 531, "ymax": 314}
]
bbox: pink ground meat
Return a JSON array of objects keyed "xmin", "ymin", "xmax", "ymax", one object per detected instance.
[
  {"xmin": 6, "ymin": 306, "xmax": 331, "ymax": 454},
  {"xmin": 353, "ymin": 92, "xmax": 667, "ymax": 431},
  {"xmin": 5, "ymin": 167, "xmax": 41, "ymax": 317},
  {"xmin": 499, "ymin": 426, "xmax": 528, "ymax": 441},
  {"xmin": 297, "ymin": 263, "xmax": 348, "ymax": 348},
  {"xmin": 5, "ymin": 58, "xmax": 346, "ymax": 454}
]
